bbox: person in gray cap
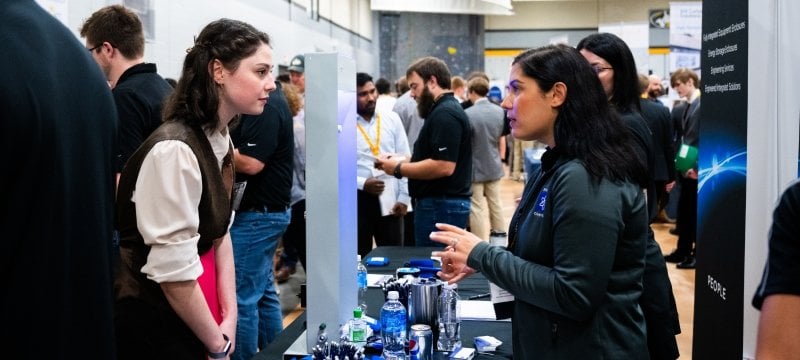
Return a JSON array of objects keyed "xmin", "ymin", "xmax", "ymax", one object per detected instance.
[
  {"xmin": 288, "ymin": 54, "xmax": 305, "ymax": 94},
  {"xmin": 275, "ymin": 53, "xmax": 306, "ymax": 283}
]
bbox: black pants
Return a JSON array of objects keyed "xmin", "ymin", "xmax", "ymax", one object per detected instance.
[
  {"xmin": 654, "ymin": 180, "xmax": 670, "ymax": 214},
  {"xmin": 676, "ymin": 176, "xmax": 697, "ymax": 255},
  {"xmin": 357, "ymin": 190, "xmax": 403, "ymax": 257},
  {"xmin": 641, "ymin": 229, "xmax": 681, "ymax": 359},
  {"xmin": 115, "ymin": 298, "xmax": 205, "ymax": 360},
  {"xmin": 403, "ymin": 200, "xmax": 416, "ymax": 247},
  {"xmin": 281, "ymin": 199, "xmax": 307, "ymax": 268}
]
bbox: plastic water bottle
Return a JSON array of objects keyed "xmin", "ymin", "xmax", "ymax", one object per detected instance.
[
  {"xmin": 437, "ymin": 283, "xmax": 462, "ymax": 352},
  {"xmin": 357, "ymin": 255, "xmax": 368, "ymax": 314},
  {"xmin": 350, "ymin": 307, "xmax": 368, "ymax": 346},
  {"xmin": 381, "ymin": 290, "xmax": 407, "ymax": 359}
]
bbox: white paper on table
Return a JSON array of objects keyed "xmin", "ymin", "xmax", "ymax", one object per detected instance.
[{"xmin": 458, "ymin": 300, "xmax": 509, "ymax": 321}]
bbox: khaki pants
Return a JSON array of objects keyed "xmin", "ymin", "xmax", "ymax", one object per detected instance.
[
  {"xmin": 511, "ymin": 138, "xmax": 535, "ymax": 180},
  {"xmin": 469, "ymin": 180, "xmax": 506, "ymax": 241}
]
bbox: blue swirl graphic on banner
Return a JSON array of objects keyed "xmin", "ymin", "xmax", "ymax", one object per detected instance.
[
  {"xmin": 698, "ymin": 150, "xmax": 747, "ymax": 191},
  {"xmin": 697, "ymin": 146, "xmax": 747, "ymax": 230}
]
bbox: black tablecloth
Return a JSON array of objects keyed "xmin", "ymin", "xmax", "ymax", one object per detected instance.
[{"xmin": 254, "ymin": 246, "xmax": 513, "ymax": 359}]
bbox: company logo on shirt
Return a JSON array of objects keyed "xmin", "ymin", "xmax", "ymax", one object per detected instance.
[
  {"xmin": 438, "ymin": 147, "xmax": 447, "ymax": 152},
  {"xmin": 533, "ymin": 187, "xmax": 548, "ymax": 217}
]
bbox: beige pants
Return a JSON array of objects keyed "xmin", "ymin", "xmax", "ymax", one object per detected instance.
[
  {"xmin": 469, "ymin": 180, "xmax": 506, "ymax": 241},
  {"xmin": 511, "ymin": 138, "xmax": 535, "ymax": 180}
]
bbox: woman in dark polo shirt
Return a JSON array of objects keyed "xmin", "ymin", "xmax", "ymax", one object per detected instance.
[{"xmin": 431, "ymin": 44, "xmax": 650, "ymax": 359}]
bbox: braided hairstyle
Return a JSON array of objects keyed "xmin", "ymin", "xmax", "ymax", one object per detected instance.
[{"xmin": 163, "ymin": 19, "xmax": 271, "ymax": 129}]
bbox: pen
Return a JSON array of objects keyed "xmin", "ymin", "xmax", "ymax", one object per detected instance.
[{"xmin": 468, "ymin": 292, "xmax": 491, "ymax": 300}]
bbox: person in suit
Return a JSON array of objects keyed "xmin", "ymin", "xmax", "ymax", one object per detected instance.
[
  {"xmin": 2, "ymin": 1, "xmax": 118, "ymax": 357},
  {"xmin": 665, "ymin": 99, "xmax": 688, "ymax": 233},
  {"xmin": 664, "ymin": 68, "xmax": 701, "ymax": 269},
  {"xmin": 639, "ymin": 74, "xmax": 676, "ymax": 223}
]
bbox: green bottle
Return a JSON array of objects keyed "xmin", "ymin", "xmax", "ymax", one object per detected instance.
[{"xmin": 350, "ymin": 307, "xmax": 367, "ymax": 345}]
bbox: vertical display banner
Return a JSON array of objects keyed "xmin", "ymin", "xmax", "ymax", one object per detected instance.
[{"xmin": 694, "ymin": 0, "xmax": 748, "ymax": 358}]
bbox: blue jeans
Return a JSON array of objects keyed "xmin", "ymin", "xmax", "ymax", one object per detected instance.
[
  {"xmin": 229, "ymin": 208, "xmax": 291, "ymax": 360},
  {"xmin": 414, "ymin": 197, "xmax": 470, "ymax": 247}
]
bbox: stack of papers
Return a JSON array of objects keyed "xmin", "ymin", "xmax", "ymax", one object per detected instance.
[
  {"xmin": 474, "ymin": 336, "xmax": 503, "ymax": 352},
  {"xmin": 459, "ymin": 300, "xmax": 499, "ymax": 321}
]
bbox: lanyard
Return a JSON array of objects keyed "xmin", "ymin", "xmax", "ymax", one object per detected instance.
[{"xmin": 356, "ymin": 113, "xmax": 381, "ymax": 156}]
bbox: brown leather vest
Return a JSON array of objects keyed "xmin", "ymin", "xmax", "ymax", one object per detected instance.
[{"xmin": 114, "ymin": 121, "xmax": 234, "ymax": 307}]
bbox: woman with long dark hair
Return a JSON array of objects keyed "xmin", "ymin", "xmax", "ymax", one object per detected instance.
[
  {"xmin": 114, "ymin": 19, "xmax": 276, "ymax": 359},
  {"xmin": 578, "ymin": 32, "xmax": 682, "ymax": 360},
  {"xmin": 431, "ymin": 44, "xmax": 649, "ymax": 359}
]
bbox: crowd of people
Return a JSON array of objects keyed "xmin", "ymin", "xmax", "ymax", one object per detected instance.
[{"xmin": 14, "ymin": 2, "xmax": 796, "ymax": 359}]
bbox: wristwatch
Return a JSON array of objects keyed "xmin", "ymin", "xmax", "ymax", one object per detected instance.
[
  {"xmin": 208, "ymin": 334, "xmax": 231, "ymax": 359},
  {"xmin": 393, "ymin": 162, "xmax": 403, "ymax": 179}
]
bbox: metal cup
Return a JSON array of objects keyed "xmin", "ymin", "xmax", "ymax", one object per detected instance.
[{"xmin": 407, "ymin": 277, "xmax": 442, "ymax": 331}]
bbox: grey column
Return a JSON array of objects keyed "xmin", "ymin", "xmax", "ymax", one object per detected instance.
[{"xmin": 304, "ymin": 52, "xmax": 358, "ymax": 352}]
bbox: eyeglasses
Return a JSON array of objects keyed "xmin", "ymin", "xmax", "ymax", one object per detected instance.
[
  {"xmin": 87, "ymin": 44, "xmax": 103, "ymax": 53},
  {"xmin": 591, "ymin": 65, "xmax": 613, "ymax": 74}
]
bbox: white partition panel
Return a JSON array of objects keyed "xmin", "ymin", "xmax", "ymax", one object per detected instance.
[
  {"xmin": 743, "ymin": 0, "xmax": 800, "ymax": 357},
  {"xmin": 304, "ymin": 52, "xmax": 358, "ymax": 353}
]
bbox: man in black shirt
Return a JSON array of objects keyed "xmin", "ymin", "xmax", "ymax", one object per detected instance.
[
  {"xmin": 3, "ymin": 1, "xmax": 117, "ymax": 357},
  {"xmin": 376, "ymin": 56, "xmax": 472, "ymax": 247},
  {"xmin": 229, "ymin": 81, "xmax": 294, "ymax": 360},
  {"xmin": 753, "ymin": 180, "xmax": 800, "ymax": 358},
  {"xmin": 80, "ymin": 5, "xmax": 172, "ymax": 180}
]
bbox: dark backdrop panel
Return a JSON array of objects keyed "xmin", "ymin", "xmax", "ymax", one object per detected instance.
[{"xmin": 694, "ymin": 0, "xmax": 748, "ymax": 358}]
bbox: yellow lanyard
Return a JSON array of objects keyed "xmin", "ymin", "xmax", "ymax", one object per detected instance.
[{"xmin": 356, "ymin": 114, "xmax": 381, "ymax": 156}]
